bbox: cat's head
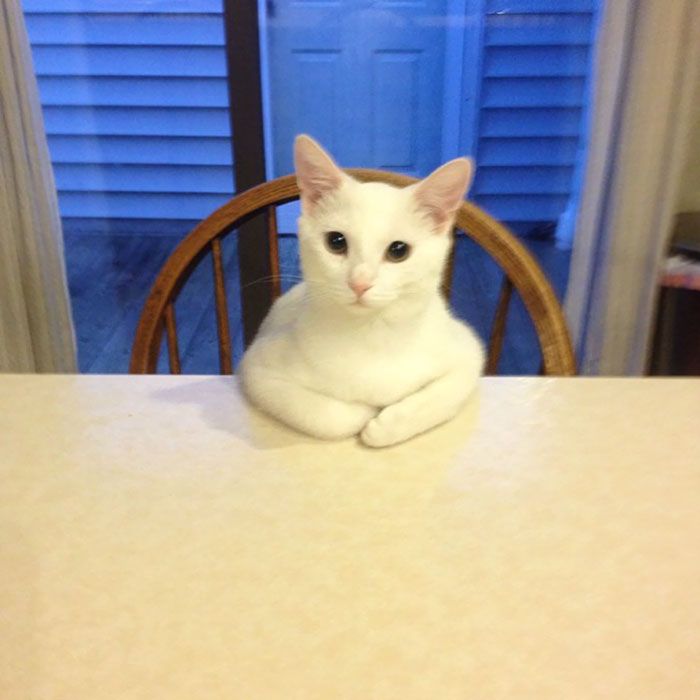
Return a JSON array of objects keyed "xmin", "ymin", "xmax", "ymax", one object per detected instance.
[{"xmin": 294, "ymin": 135, "xmax": 473, "ymax": 314}]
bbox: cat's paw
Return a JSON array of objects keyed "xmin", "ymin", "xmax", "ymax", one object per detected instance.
[
  {"xmin": 360, "ymin": 405, "xmax": 408, "ymax": 448},
  {"xmin": 319, "ymin": 401, "xmax": 378, "ymax": 440}
]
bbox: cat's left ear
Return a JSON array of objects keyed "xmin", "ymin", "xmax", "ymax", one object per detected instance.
[
  {"xmin": 294, "ymin": 134, "xmax": 348, "ymax": 214},
  {"xmin": 412, "ymin": 158, "xmax": 474, "ymax": 233}
]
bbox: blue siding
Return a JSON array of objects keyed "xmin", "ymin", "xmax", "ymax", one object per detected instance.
[
  {"xmin": 24, "ymin": 0, "xmax": 598, "ymax": 229},
  {"xmin": 32, "ymin": 46, "xmax": 227, "ymax": 77},
  {"xmin": 23, "ymin": 1, "xmax": 223, "ymax": 11},
  {"xmin": 43, "ymin": 107, "xmax": 230, "ymax": 137},
  {"xmin": 480, "ymin": 108, "xmax": 583, "ymax": 137},
  {"xmin": 37, "ymin": 77, "xmax": 228, "ymax": 107},
  {"xmin": 485, "ymin": 13, "xmax": 593, "ymax": 46},
  {"xmin": 46, "ymin": 135, "xmax": 232, "ymax": 165},
  {"xmin": 475, "ymin": 194, "xmax": 570, "ymax": 221},
  {"xmin": 486, "ymin": 0, "xmax": 594, "ymax": 12},
  {"xmin": 23, "ymin": 0, "xmax": 232, "ymax": 222},
  {"xmin": 484, "ymin": 46, "xmax": 589, "ymax": 78},
  {"xmin": 478, "ymin": 138, "xmax": 579, "ymax": 167},
  {"xmin": 54, "ymin": 164, "xmax": 233, "ymax": 193},
  {"xmin": 480, "ymin": 77, "xmax": 587, "ymax": 108},
  {"xmin": 469, "ymin": 0, "xmax": 598, "ymax": 232},
  {"xmin": 56, "ymin": 192, "xmax": 231, "ymax": 219},
  {"xmin": 475, "ymin": 166, "xmax": 574, "ymax": 194},
  {"xmin": 25, "ymin": 14, "xmax": 224, "ymax": 46}
]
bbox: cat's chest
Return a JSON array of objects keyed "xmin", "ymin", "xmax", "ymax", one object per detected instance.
[{"xmin": 298, "ymin": 323, "xmax": 446, "ymax": 405}]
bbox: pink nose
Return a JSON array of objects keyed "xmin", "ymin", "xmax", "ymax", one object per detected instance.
[{"xmin": 349, "ymin": 280, "xmax": 373, "ymax": 297}]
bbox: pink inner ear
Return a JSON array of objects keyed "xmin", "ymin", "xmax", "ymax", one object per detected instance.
[
  {"xmin": 295, "ymin": 136, "xmax": 345, "ymax": 211},
  {"xmin": 418, "ymin": 197, "xmax": 453, "ymax": 228},
  {"xmin": 414, "ymin": 158, "xmax": 473, "ymax": 231},
  {"xmin": 303, "ymin": 171, "xmax": 342, "ymax": 206}
]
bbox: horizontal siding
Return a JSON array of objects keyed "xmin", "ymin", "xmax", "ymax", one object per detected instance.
[
  {"xmin": 475, "ymin": 194, "xmax": 570, "ymax": 222},
  {"xmin": 37, "ymin": 76, "xmax": 227, "ymax": 108},
  {"xmin": 57, "ymin": 191, "xmax": 231, "ymax": 219},
  {"xmin": 473, "ymin": 166, "xmax": 575, "ymax": 195},
  {"xmin": 26, "ymin": 4, "xmax": 232, "ymax": 221},
  {"xmin": 474, "ymin": 3, "xmax": 597, "ymax": 232},
  {"xmin": 481, "ymin": 77, "xmax": 586, "ymax": 108},
  {"xmin": 486, "ymin": 0, "xmax": 594, "ymax": 12},
  {"xmin": 23, "ymin": 1, "xmax": 222, "ymax": 12},
  {"xmin": 48, "ymin": 135, "xmax": 232, "ymax": 165},
  {"xmin": 27, "ymin": 1, "xmax": 598, "ymax": 227},
  {"xmin": 54, "ymin": 163, "xmax": 233, "ymax": 193},
  {"xmin": 43, "ymin": 106, "xmax": 230, "ymax": 137},
  {"xmin": 483, "ymin": 45, "xmax": 589, "ymax": 77},
  {"xmin": 24, "ymin": 14, "xmax": 224, "ymax": 46},
  {"xmin": 480, "ymin": 108, "xmax": 582, "ymax": 137},
  {"xmin": 478, "ymin": 138, "xmax": 579, "ymax": 167},
  {"xmin": 32, "ymin": 45, "xmax": 226, "ymax": 77},
  {"xmin": 485, "ymin": 14, "xmax": 592, "ymax": 46}
]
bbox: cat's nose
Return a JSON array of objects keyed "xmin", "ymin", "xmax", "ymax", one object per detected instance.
[{"xmin": 349, "ymin": 280, "xmax": 373, "ymax": 298}]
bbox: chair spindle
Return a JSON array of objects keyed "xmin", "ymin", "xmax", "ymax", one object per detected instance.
[
  {"xmin": 164, "ymin": 303, "xmax": 181, "ymax": 374},
  {"xmin": 211, "ymin": 238, "xmax": 233, "ymax": 374}
]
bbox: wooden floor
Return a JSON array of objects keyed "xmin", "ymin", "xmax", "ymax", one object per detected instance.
[{"xmin": 65, "ymin": 230, "xmax": 571, "ymax": 375}]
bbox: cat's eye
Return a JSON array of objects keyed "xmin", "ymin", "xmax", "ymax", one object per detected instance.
[
  {"xmin": 386, "ymin": 240, "xmax": 411, "ymax": 262},
  {"xmin": 325, "ymin": 231, "xmax": 347, "ymax": 255}
]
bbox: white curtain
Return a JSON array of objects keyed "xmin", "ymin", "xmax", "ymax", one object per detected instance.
[
  {"xmin": 566, "ymin": 0, "xmax": 700, "ymax": 375},
  {"xmin": 0, "ymin": 0, "xmax": 76, "ymax": 372}
]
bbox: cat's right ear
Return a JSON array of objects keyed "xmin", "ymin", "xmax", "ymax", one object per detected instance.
[{"xmin": 294, "ymin": 135, "xmax": 346, "ymax": 213}]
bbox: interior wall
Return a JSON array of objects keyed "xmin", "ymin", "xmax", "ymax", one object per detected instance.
[
  {"xmin": 565, "ymin": 0, "xmax": 700, "ymax": 375},
  {"xmin": 676, "ymin": 70, "xmax": 700, "ymax": 212}
]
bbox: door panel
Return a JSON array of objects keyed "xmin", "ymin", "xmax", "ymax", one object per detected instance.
[{"xmin": 266, "ymin": 0, "xmax": 448, "ymax": 178}]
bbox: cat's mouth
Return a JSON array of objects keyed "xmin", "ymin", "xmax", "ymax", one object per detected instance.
[
  {"xmin": 349, "ymin": 297, "xmax": 374, "ymax": 310},
  {"xmin": 347, "ymin": 294, "xmax": 395, "ymax": 310}
]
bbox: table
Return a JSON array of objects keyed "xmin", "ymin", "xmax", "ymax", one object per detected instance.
[{"xmin": 2, "ymin": 375, "xmax": 699, "ymax": 698}]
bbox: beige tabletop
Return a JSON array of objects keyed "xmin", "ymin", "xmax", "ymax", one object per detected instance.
[{"xmin": 1, "ymin": 375, "xmax": 700, "ymax": 699}]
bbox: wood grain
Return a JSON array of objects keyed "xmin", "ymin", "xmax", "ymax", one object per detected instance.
[
  {"xmin": 210, "ymin": 238, "xmax": 233, "ymax": 374},
  {"xmin": 163, "ymin": 303, "xmax": 181, "ymax": 374}
]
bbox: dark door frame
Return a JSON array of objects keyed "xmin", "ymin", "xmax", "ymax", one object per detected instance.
[{"xmin": 223, "ymin": 0, "xmax": 275, "ymax": 347}]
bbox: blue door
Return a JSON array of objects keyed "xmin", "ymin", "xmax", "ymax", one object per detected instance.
[{"xmin": 264, "ymin": 0, "xmax": 449, "ymax": 178}]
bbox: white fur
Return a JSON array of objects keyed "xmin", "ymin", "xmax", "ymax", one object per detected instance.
[{"xmin": 239, "ymin": 135, "xmax": 484, "ymax": 447}]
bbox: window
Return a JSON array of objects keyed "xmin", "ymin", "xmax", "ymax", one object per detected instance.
[{"xmin": 24, "ymin": 0, "xmax": 602, "ymax": 373}]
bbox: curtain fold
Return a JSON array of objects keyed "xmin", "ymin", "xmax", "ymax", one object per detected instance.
[{"xmin": 0, "ymin": 0, "xmax": 76, "ymax": 372}]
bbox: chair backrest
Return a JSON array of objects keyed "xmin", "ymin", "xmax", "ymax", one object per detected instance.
[{"xmin": 129, "ymin": 169, "xmax": 576, "ymax": 375}]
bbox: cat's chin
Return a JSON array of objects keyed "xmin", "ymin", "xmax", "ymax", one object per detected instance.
[
  {"xmin": 346, "ymin": 299, "xmax": 379, "ymax": 313},
  {"xmin": 344, "ymin": 297, "xmax": 405, "ymax": 316},
  {"xmin": 334, "ymin": 297, "xmax": 389, "ymax": 316}
]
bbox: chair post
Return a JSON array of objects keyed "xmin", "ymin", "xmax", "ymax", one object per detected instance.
[{"xmin": 211, "ymin": 239, "xmax": 234, "ymax": 374}]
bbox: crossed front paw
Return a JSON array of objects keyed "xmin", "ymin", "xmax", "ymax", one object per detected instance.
[{"xmin": 360, "ymin": 405, "xmax": 407, "ymax": 448}]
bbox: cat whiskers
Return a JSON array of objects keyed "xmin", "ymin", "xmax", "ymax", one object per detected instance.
[
  {"xmin": 240, "ymin": 274, "xmax": 397, "ymax": 308},
  {"xmin": 239, "ymin": 273, "xmax": 304, "ymax": 292}
]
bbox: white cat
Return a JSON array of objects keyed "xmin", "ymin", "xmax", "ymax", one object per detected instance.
[{"xmin": 239, "ymin": 135, "xmax": 484, "ymax": 447}]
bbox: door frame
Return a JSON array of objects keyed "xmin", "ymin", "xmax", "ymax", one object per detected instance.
[
  {"xmin": 257, "ymin": 0, "xmax": 276, "ymax": 180},
  {"xmin": 454, "ymin": 0, "xmax": 485, "ymax": 159},
  {"xmin": 224, "ymin": 0, "xmax": 275, "ymax": 346}
]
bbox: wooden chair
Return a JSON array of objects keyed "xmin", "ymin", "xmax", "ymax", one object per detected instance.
[{"xmin": 129, "ymin": 170, "xmax": 576, "ymax": 375}]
